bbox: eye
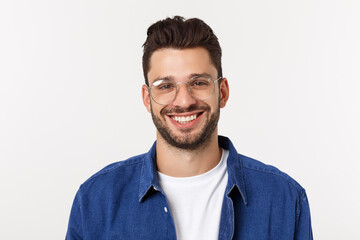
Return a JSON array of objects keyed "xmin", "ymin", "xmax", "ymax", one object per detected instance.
[
  {"xmin": 190, "ymin": 78, "xmax": 210, "ymax": 88},
  {"xmin": 152, "ymin": 80, "xmax": 175, "ymax": 91},
  {"xmin": 159, "ymin": 83, "xmax": 174, "ymax": 90}
]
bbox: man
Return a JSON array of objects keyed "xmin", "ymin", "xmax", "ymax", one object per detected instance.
[{"xmin": 66, "ymin": 16, "xmax": 313, "ymax": 239}]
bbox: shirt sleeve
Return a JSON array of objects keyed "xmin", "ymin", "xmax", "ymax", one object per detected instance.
[
  {"xmin": 66, "ymin": 191, "xmax": 84, "ymax": 240},
  {"xmin": 295, "ymin": 189, "xmax": 313, "ymax": 240}
]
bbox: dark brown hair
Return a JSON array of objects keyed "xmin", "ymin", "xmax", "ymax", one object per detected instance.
[{"xmin": 142, "ymin": 16, "xmax": 222, "ymax": 85}]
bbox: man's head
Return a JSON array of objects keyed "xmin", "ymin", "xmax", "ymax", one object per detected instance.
[
  {"xmin": 142, "ymin": 16, "xmax": 222, "ymax": 85},
  {"xmin": 141, "ymin": 16, "xmax": 229, "ymax": 150}
]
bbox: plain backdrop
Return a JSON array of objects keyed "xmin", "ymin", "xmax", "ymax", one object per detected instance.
[{"xmin": 1, "ymin": 0, "xmax": 359, "ymax": 239}]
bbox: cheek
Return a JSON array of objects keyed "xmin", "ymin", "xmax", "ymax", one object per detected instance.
[
  {"xmin": 210, "ymin": 94, "xmax": 221, "ymax": 109},
  {"xmin": 151, "ymin": 103, "xmax": 164, "ymax": 117}
]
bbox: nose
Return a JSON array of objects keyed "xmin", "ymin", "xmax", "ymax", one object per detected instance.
[{"xmin": 171, "ymin": 82, "xmax": 197, "ymax": 107}]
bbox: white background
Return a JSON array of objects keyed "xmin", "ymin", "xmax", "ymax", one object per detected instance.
[{"xmin": 1, "ymin": 0, "xmax": 359, "ymax": 239}]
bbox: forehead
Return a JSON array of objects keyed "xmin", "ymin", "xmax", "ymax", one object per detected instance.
[{"xmin": 147, "ymin": 47, "xmax": 217, "ymax": 84}]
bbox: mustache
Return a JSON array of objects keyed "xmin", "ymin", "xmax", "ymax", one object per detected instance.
[{"xmin": 160, "ymin": 104, "xmax": 210, "ymax": 115}]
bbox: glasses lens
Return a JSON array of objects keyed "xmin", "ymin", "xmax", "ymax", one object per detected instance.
[
  {"xmin": 150, "ymin": 80, "xmax": 176, "ymax": 105},
  {"xmin": 149, "ymin": 77, "xmax": 217, "ymax": 105},
  {"xmin": 188, "ymin": 77, "xmax": 215, "ymax": 101}
]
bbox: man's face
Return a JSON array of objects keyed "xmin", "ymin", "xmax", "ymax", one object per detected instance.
[{"xmin": 142, "ymin": 47, "xmax": 229, "ymax": 150}]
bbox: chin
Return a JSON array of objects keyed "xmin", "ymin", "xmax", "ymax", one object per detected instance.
[{"xmin": 153, "ymin": 113, "xmax": 219, "ymax": 151}]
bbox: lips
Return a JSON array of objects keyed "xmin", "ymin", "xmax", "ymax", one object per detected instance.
[
  {"xmin": 161, "ymin": 105, "xmax": 209, "ymax": 127},
  {"xmin": 171, "ymin": 113, "xmax": 197, "ymax": 124},
  {"xmin": 167, "ymin": 111, "xmax": 204, "ymax": 125}
]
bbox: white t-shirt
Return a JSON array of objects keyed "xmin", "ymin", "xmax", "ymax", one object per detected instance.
[{"xmin": 158, "ymin": 148, "xmax": 229, "ymax": 240}]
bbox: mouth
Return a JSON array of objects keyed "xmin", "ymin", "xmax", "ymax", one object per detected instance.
[{"xmin": 169, "ymin": 112, "xmax": 203, "ymax": 125}]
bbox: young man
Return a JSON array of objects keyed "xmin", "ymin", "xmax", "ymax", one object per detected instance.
[{"xmin": 66, "ymin": 16, "xmax": 313, "ymax": 239}]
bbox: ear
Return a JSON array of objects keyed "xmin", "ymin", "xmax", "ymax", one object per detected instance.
[
  {"xmin": 142, "ymin": 84, "xmax": 151, "ymax": 113},
  {"xmin": 219, "ymin": 77, "xmax": 229, "ymax": 108}
]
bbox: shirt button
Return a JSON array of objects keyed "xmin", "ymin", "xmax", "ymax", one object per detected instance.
[{"xmin": 164, "ymin": 207, "xmax": 168, "ymax": 213}]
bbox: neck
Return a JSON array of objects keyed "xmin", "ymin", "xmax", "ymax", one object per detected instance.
[{"xmin": 156, "ymin": 131, "xmax": 222, "ymax": 177}]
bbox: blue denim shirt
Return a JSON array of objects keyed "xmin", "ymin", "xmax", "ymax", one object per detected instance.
[{"xmin": 66, "ymin": 136, "xmax": 313, "ymax": 239}]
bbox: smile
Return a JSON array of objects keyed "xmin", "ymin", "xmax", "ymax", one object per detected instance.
[{"xmin": 171, "ymin": 113, "xmax": 199, "ymax": 124}]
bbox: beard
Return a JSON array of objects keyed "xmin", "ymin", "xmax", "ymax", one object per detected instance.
[{"xmin": 150, "ymin": 101, "xmax": 220, "ymax": 150}]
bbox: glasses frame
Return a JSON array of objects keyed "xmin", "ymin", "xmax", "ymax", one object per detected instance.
[{"xmin": 147, "ymin": 76, "xmax": 223, "ymax": 105}]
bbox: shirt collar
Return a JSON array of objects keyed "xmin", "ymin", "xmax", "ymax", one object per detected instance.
[
  {"xmin": 218, "ymin": 135, "xmax": 248, "ymax": 205},
  {"xmin": 138, "ymin": 141, "xmax": 161, "ymax": 202},
  {"xmin": 138, "ymin": 136, "xmax": 248, "ymax": 205}
]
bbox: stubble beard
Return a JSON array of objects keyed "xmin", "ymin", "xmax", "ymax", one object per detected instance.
[{"xmin": 150, "ymin": 101, "xmax": 220, "ymax": 151}]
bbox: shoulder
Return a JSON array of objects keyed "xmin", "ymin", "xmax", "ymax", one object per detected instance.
[
  {"xmin": 78, "ymin": 153, "xmax": 146, "ymax": 194},
  {"xmin": 88, "ymin": 153, "xmax": 145, "ymax": 180},
  {"xmin": 238, "ymin": 154, "xmax": 307, "ymax": 198}
]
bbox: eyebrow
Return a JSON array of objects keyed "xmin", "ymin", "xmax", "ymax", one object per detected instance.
[
  {"xmin": 189, "ymin": 73, "xmax": 213, "ymax": 79},
  {"xmin": 152, "ymin": 76, "xmax": 174, "ymax": 82},
  {"xmin": 152, "ymin": 73, "xmax": 213, "ymax": 83}
]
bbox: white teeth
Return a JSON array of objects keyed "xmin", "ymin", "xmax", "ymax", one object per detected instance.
[{"xmin": 172, "ymin": 114, "xmax": 197, "ymax": 124}]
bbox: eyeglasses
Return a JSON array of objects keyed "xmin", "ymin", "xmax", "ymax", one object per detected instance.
[{"xmin": 147, "ymin": 76, "xmax": 222, "ymax": 105}]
